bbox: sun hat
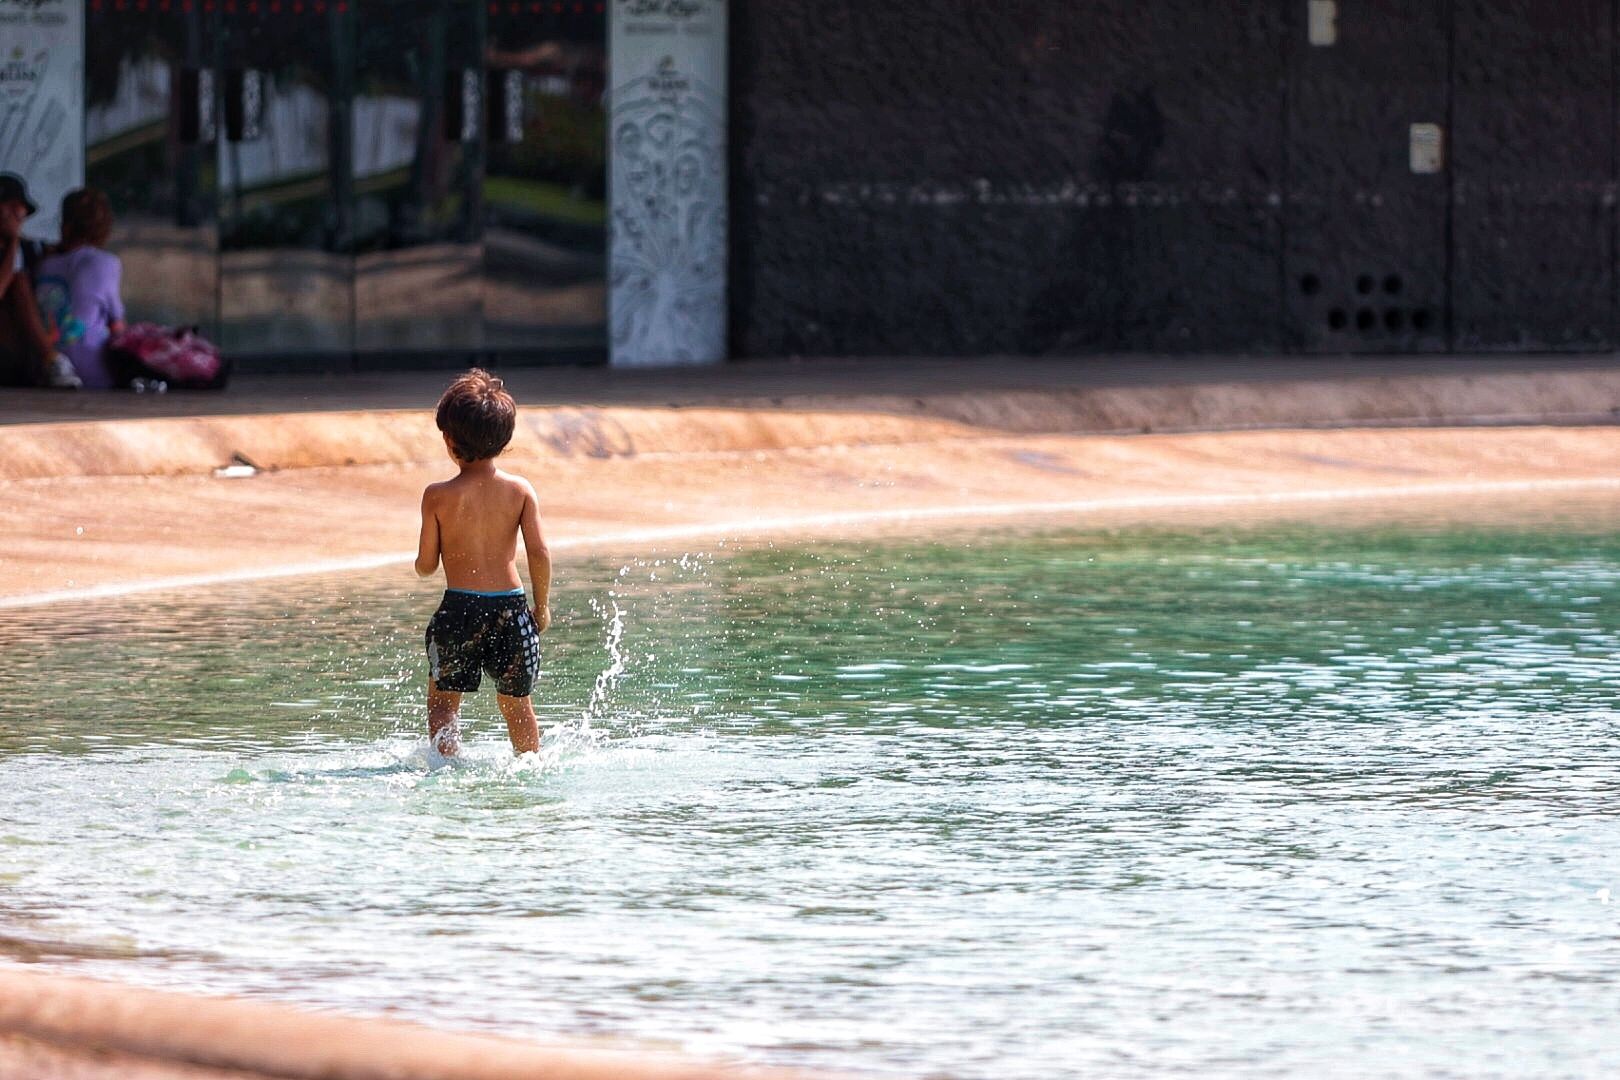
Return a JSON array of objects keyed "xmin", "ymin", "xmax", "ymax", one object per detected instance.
[{"xmin": 0, "ymin": 173, "xmax": 38, "ymax": 216}]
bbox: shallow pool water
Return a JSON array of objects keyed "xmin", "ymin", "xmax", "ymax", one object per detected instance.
[{"xmin": 4, "ymin": 503, "xmax": 1620, "ymax": 1077}]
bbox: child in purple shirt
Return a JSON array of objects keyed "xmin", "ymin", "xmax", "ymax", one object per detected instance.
[{"xmin": 35, "ymin": 189, "xmax": 125, "ymax": 390}]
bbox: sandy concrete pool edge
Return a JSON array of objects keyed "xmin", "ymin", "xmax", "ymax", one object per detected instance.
[
  {"xmin": 0, "ymin": 968, "xmax": 823, "ymax": 1080},
  {"xmin": 4, "ymin": 472, "xmax": 1620, "ymax": 610},
  {"xmin": 4, "ymin": 419, "xmax": 1620, "ymax": 605}
]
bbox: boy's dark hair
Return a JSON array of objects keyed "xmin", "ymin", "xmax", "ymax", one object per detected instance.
[
  {"xmin": 60, "ymin": 187, "xmax": 113, "ymax": 249},
  {"xmin": 437, "ymin": 368, "xmax": 516, "ymax": 462}
]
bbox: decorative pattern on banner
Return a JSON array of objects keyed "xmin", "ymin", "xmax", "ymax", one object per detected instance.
[
  {"xmin": 0, "ymin": 0, "xmax": 84, "ymax": 243},
  {"xmin": 608, "ymin": 0, "xmax": 726, "ymax": 367}
]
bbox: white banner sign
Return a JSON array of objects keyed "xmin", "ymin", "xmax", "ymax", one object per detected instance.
[
  {"xmin": 0, "ymin": 0, "xmax": 84, "ymax": 243},
  {"xmin": 608, "ymin": 0, "xmax": 727, "ymax": 367}
]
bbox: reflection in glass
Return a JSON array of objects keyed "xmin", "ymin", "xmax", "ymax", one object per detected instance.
[
  {"xmin": 78, "ymin": 4, "xmax": 609, "ymax": 367},
  {"xmin": 484, "ymin": 8, "xmax": 607, "ymax": 356},
  {"xmin": 352, "ymin": 0, "xmax": 482, "ymax": 357},
  {"xmin": 217, "ymin": 9, "xmax": 354, "ymax": 359},
  {"xmin": 85, "ymin": 10, "xmax": 217, "ymax": 336}
]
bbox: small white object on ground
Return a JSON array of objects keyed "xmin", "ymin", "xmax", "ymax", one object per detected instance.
[{"xmin": 213, "ymin": 452, "xmax": 261, "ymax": 479}]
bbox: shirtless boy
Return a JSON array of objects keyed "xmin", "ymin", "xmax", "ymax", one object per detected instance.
[{"xmin": 416, "ymin": 369, "xmax": 552, "ymax": 756}]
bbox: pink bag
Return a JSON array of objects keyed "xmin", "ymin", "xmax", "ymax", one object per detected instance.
[{"xmin": 108, "ymin": 323, "xmax": 229, "ymax": 389}]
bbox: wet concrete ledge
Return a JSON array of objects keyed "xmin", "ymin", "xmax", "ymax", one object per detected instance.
[
  {"xmin": 1, "ymin": 358, "xmax": 1619, "ymax": 481},
  {"xmin": 0, "ymin": 968, "xmax": 823, "ymax": 1080},
  {"xmin": 4, "ymin": 354, "xmax": 1619, "ymax": 426}
]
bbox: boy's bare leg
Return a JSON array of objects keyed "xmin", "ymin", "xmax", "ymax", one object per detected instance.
[
  {"xmin": 427, "ymin": 679, "xmax": 463, "ymax": 756},
  {"xmin": 496, "ymin": 694, "xmax": 541, "ymax": 754}
]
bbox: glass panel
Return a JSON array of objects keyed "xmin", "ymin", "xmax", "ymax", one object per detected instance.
[
  {"xmin": 84, "ymin": 6, "xmax": 218, "ymax": 337},
  {"xmin": 351, "ymin": 0, "xmax": 483, "ymax": 357},
  {"xmin": 484, "ymin": 2, "xmax": 607, "ymax": 356},
  {"xmin": 217, "ymin": 6, "xmax": 354, "ymax": 360}
]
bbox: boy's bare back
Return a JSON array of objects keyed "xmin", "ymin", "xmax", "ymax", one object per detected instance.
[{"xmin": 418, "ymin": 466, "xmax": 545, "ymax": 596}]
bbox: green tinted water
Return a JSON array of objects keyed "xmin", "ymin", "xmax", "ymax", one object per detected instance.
[{"xmin": 2, "ymin": 504, "xmax": 1619, "ymax": 1077}]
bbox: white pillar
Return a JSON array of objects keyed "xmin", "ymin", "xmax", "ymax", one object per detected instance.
[
  {"xmin": 0, "ymin": 0, "xmax": 85, "ymax": 244},
  {"xmin": 607, "ymin": 0, "xmax": 727, "ymax": 367}
]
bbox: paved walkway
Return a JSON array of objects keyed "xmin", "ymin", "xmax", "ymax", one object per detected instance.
[{"xmin": 1, "ymin": 353, "xmax": 1616, "ymax": 426}]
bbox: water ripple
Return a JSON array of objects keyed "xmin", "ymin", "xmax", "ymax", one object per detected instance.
[{"xmin": 3, "ymin": 504, "xmax": 1620, "ymax": 1077}]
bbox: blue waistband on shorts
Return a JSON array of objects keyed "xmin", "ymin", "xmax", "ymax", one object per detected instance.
[{"xmin": 446, "ymin": 587, "xmax": 527, "ymax": 598}]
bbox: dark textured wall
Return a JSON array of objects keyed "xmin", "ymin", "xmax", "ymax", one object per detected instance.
[
  {"xmin": 1452, "ymin": 0, "xmax": 1613, "ymax": 351},
  {"xmin": 1285, "ymin": 0, "xmax": 1449, "ymax": 353},
  {"xmin": 731, "ymin": 0, "xmax": 1619, "ymax": 358}
]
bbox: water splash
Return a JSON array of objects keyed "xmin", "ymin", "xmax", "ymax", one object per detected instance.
[
  {"xmin": 586, "ymin": 593, "xmax": 628, "ymax": 725},
  {"xmin": 415, "ymin": 733, "xmax": 583, "ymax": 779}
]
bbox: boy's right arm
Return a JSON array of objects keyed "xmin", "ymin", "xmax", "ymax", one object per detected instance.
[{"xmin": 414, "ymin": 487, "xmax": 440, "ymax": 578}]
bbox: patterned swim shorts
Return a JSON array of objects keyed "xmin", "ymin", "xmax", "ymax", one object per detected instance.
[{"xmin": 425, "ymin": 589, "xmax": 541, "ymax": 697}]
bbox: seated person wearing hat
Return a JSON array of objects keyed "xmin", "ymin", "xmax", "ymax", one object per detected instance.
[{"xmin": 0, "ymin": 172, "xmax": 81, "ymax": 388}]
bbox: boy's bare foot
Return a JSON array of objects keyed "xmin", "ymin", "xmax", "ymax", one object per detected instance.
[
  {"xmin": 427, "ymin": 680, "xmax": 462, "ymax": 757},
  {"xmin": 431, "ymin": 724, "xmax": 462, "ymax": 757}
]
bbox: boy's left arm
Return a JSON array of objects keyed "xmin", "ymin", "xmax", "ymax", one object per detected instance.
[
  {"xmin": 518, "ymin": 480, "xmax": 552, "ymax": 632},
  {"xmin": 414, "ymin": 487, "xmax": 441, "ymax": 578}
]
